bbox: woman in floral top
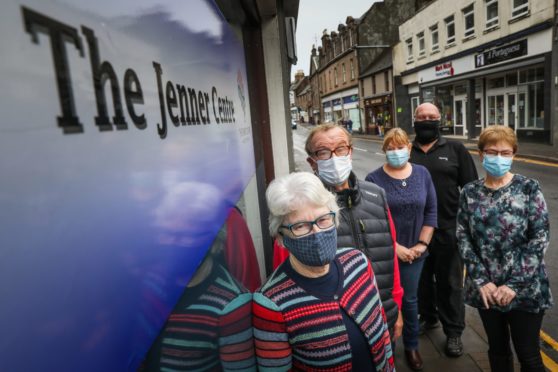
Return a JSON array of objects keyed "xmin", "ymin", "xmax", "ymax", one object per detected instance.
[{"xmin": 457, "ymin": 126, "xmax": 552, "ymax": 372}]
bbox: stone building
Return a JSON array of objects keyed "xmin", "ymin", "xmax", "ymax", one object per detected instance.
[
  {"xmin": 357, "ymin": 0, "xmax": 423, "ymax": 134},
  {"xmin": 318, "ymin": 17, "xmax": 361, "ymax": 129}
]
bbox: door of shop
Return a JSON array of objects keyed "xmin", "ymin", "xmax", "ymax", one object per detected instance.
[
  {"xmin": 454, "ymin": 97, "xmax": 467, "ymax": 137},
  {"xmin": 507, "ymin": 93, "xmax": 517, "ymax": 131}
]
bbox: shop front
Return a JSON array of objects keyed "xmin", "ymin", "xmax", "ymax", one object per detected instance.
[
  {"xmin": 415, "ymin": 28, "xmax": 552, "ymax": 143},
  {"xmin": 363, "ymin": 94, "xmax": 393, "ymax": 135}
]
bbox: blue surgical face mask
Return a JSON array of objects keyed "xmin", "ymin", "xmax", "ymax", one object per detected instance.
[
  {"xmin": 282, "ymin": 228, "xmax": 337, "ymax": 267},
  {"xmin": 386, "ymin": 148, "xmax": 409, "ymax": 168},
  {"xmin": 316, "ymin": 155, "xmax": 352, "ymax": 186},
  {"xmin": 482, "ymin": 155, "xmax": 513, "ymax": 178}
]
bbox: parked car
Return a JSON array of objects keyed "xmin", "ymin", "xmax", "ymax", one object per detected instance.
[{"xmin": 291, "ymin": 119, "xmax": 297, "ymax": 129}]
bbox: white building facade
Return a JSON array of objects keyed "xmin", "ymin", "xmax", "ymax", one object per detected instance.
[{"xmin": 393, "ymin": 0, "xmax": 555, "ymax": 144}]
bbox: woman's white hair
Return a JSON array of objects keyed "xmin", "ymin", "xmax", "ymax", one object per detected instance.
[{"xmin": 265, "ymin": 172, "xmax": 340, "ymax": 237}]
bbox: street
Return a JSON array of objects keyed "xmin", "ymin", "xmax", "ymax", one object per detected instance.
[{"xmin": 292, "ymin": 124, "xmax": 558, "ymax": 369}]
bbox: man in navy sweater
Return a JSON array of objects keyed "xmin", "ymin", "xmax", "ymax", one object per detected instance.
[{"xmin": 410, "ymin": 103, "xmax": 478, "ymax": 357}]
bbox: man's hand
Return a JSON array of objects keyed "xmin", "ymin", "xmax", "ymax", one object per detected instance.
[
  {"xmin": 392, "ymin": 311, "xmax": 403, "ymax": 342},
  {"xmin": 479, "ymin": 282, "xmax": 498, "ymax": 309},
  {"xmin": 493, "ymin": 285, "xmax": 516, "ymax": 307}
]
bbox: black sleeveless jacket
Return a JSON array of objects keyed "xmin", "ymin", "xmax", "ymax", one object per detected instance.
[{"xmin": 334, "ymin": 173, "xmax": 398, "ymax": 329}]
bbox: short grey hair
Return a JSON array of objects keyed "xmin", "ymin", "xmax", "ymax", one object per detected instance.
[{"xmin": 265, "ymin": 172, "xmax": 340, "ymax": 237}]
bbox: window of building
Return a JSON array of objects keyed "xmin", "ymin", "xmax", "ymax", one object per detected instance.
[
  {"xmin": 511, "ymin": 0, "xmax": 529, "ymax": 18},
  {"xmin": 485, "ymin": 0, "xmax": 499, "ymax": 29},
  {"xmin": 406, "ymin": 38, "xmax": 413, "ymax": 61},
  {"xmin": 342, "ymin": 64, "xmax": 346, "ymax": 83},
  {"xmin": 341, "ymin": 36, "xmax": 345, "ymax": 52},
  {"xmin": 462, "ymin": 4, "xmax": 475, "ymax": 38},
  {"xmin": 349, "ymin": 30, "xmax": 353, "ymax": 46},
  {"xmin": 417, "ymin": 32, "xmax": 425, "ymax": 56},
  {"xmin": 430, "ymin": 24, "xmax": 439, "ymax": 51},
  {"xmin": 329, "ymin": 70, "xmax": 332, "ymax": 90},
  {"xmin": 384, "ymin": 71, "xmax": 390, "ymax": 91},
  {"xmin": 445, "ymin": 15, "xmax": 455, "ymax": 45},
  {"xmin": 334, "ymin": 67, "xmax": 338, "ymax": 86},
  {"xmin": 372, "ymin": 75, "xmax": 377, "ymax": 95},
  {"xmin": 350, "ymin": 59, "xmax": 355, "ymax": 80}
]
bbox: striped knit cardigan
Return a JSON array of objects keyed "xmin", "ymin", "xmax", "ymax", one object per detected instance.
[
  {"xmin": 253, "ymin": 248, "xmax": 394, "ymax": 371},
  {"xmin": 145, "ymin": 263, "xmax": 256, "ymax": 371}
]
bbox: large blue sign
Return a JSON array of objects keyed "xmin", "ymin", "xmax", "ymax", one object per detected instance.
[{"xmin": 0, "ymin": 1, "xmax": 255, "ymax": 370}]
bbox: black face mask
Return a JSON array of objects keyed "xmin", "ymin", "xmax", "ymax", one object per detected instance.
[{"xmin": 414, "ymin": 120, "xmax": 440, "ymax": 144}]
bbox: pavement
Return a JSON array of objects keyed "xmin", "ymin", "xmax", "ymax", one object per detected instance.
[{"xmin": 393, "ymin": 306, "xmax": 506, "ymax": 372}]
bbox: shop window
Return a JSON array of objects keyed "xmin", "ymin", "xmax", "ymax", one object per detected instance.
[
  {"xmin": 406, "ymin": 38, "xmax": 413, "ymax": 62},
  {"xmin": 485, "ymin": 0, "xmax": 499, "ymax": 29},
  {"xmin": 506, "ymin": 72, "xmax": 518, "ymax": 86},
  {"xmin": 519, "ymin": 66, "xmax": 544, "ymax": 83},
  {"xmin": 487, "ymin": 95, "xmax": 504, "ymax": 125},
  {"xmin": 334, "ymin": 67, "xmax": 338, "ymax": 86},
  {"xmin": 511, "ymin": 0, "xmax": 529, "ymax": 18},
  {"xmin": 342, "ymin": 64, "xmax": 346, "ymax": 83},
  {"xmin": 417, "ymin": 32, "xmax": 425, "ymax": 56},
  {"xmin": 445, "ymin": 15, "xmax": 455, "ymax": 45},
  {"xmin": 462, "ymin": 4, "xmax": 475, "ymax": 38},
  {"xmin": 430, "ymin": 24, "xmax": 439, "ymax": 51},
  {"xmin": 454, "ymin": 84, "xmax": 467, "ymax": 95},
  {"xmin": 487, "ymin": 76, "xmax": 505, "ymax": 89}
]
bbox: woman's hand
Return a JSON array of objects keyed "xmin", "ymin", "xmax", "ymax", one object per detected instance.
[
  {"xmin": 410, "ymin": 244, "xmax": 427, "ymax": 258},
  {"xmin": 396, "ymin": 244, "xmax": 416, "ymax": 263},
  {"xmin": 479, "ymin": 282, "xmax": 498, "ymax": 309},
  {"xmin": 493, "ymin": 285, "xmax": 517, "ymax": 307}
]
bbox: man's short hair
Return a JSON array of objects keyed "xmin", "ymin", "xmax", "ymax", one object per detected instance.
[{"xmin": 305, "ymin": 123, "xmax": 352, "ymax": 156}]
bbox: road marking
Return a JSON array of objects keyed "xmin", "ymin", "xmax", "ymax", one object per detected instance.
[
  {"xmin": 541, "ymin": 331, "xmax": 558, "ymax": 351},
  {"xmin": 541, "ymin": 351, "xmax": 558, "ymax": 371},
  {"xmin": 468, "ymin": 150, "xmax": 558, "ymax": 168},
  {"xmin": 353, "ymin": 146, "xmax": 368, "ymax": 152}
]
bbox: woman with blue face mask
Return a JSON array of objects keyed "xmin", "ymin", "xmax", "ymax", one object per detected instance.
[
  {"xmin": 457, "ymin": 126, "xmax": 552, "ymax": 372},
  {"xmin": 253, "ymin": 172, "xmax": 394, "ymax": 371},
  {"xmin": 365, "ymin": 128, "xmax": 438, "ymax": 371}
]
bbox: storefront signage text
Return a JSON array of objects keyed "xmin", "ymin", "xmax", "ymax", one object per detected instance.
[
  {"xmin": 22, "ymin": 7, "xmax": 237, "ymax": 140},
  {"xmin": 475, "ymin": 39, "xmax": 527, "ymax": 68},
  {"xmin": 435, "ymin": 62, "xmax": 454, "ymax": 78}
]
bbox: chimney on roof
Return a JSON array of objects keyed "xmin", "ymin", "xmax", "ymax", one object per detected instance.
[{"xmin": 294, "ymin": 70, "xmax": 305, "ymax": 82}]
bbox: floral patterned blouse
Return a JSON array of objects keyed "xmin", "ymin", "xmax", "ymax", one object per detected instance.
[{"xmin": 457, "ymin": 174, "xmax": 553, "ymax": 313}]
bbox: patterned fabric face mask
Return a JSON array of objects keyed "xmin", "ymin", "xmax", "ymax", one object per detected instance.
[{"xmin": 282, "ymin": 228, "xmax": 338, "ymax": 267}]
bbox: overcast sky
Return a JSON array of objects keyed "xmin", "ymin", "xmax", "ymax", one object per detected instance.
[{"xmin": 292, "ymin": 0, "xmax": 380, "ymax": 80}]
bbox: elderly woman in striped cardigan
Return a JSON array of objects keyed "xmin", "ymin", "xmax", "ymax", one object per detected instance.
[{"xmin": 253, "ymin": 172, "xmax": 394, "ymax": 371}]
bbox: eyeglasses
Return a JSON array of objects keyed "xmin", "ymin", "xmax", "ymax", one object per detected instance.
[
  {"xmin": 280, "ymin": 212, "xmax": 336, "ymax": 237},
  {"xmin": 312, "ymin": 146, "xmax": 352, "ymax": 160},
  {"xmin": 483, "ymin": 149, "xmax": 514, "ymax": 158}
]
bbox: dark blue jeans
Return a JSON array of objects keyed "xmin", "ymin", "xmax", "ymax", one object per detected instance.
[{"xmin": 399, "ymin": 258, "xmax": 425, "ymax": 350}]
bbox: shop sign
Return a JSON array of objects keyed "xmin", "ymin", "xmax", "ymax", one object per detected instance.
[
  {"xmin": 343, "ymin": 94, "xmax": 358, "ymax": 104},
  {"xmin": 435, "ymin": 62, "xmax": 454, "ymax": 78},
  {"xmin": 365, "ymin": 97, "xmax": 385, "ymax": 106},
  {"xmin": 475, "ymin": 39, "xmax": 527, "ymax": 68},
  {"xmin": 332, "ymin": 98, "xmax": 342, "ymax": 106},
  {"xmin": 323, "ymin": 101, "xmax": 331, "ymax": 108}
]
